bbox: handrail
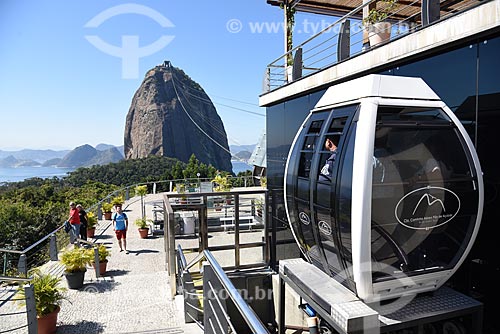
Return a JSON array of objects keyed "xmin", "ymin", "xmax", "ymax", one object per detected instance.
[
  {"xmin": 177, "ymin": 244, "xmax": 188, "ymax": 272},
  {"xmin": 266, "ymin": 0, "xmax": 374, "ymax": 67},
  {"xmin": 264, "ymin": 0, "xmax": 485, "ymax": 92},
  {"xmin": 0, "ymin": 225, "xmax": 64, "ymax": 255},
  {"xmin": 203, "ymin": 249, "xmax": 270, "ymax": 334},
  {"xmin": 22, "ymin": 225, "xmax": 65, "ymax": 254},
  {"xmin": 0, "ymin": 276, "xmax": 32, "ymax": 283}
]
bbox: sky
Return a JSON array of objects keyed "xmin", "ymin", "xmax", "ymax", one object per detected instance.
[{"xmin": 0, "ymin": 1, "xmax": 334, "ymax": 151}]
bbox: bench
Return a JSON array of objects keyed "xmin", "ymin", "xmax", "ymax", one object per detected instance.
[{"xmin": 219, "ymin": 216, "xmax": 260, "ymax": 231}]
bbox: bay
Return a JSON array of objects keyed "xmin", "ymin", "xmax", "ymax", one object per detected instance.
[
  {"xmin": 231, "ymin": 160, "xmax": 253, "ymax": 174},
  {"xmin": 0, "ymin": 161, "xmax": 253, "ymax": 184},
  {"xmin": 0, "ymin": 166, "xmax": 75, "ymax": 183}
]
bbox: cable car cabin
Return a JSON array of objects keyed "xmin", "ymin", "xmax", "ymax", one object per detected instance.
[{"xmin": 284, "ymin": 75, "xmax": 483, "ymax": 303}]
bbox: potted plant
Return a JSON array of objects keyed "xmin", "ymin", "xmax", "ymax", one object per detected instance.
[
  {"xmin": 102, "ymin": 202, "xmax": 113, "ymax": 220},
  {"xmin": 254, "ymin": 198, "xmax": 264, "ymax": 218},
  {"xmin": 135, "ymin": 185, "xmax": 147, "ymax": 219},
  {"xmin": 281, "ymin": 2, "xmax": 296, "ymax": 82},
  {"xmin": 135, "ymin": 218, "xmax": 150, "ymax": 238},
  {"xmin": 176, "ymin": 183, "xmax": 187, "ymax": 204},
  {"xmin": 260, "ymin": 176, "xmax": 267, "ymax": 188},
  {"xmin": 212, "ymin": 174, "xmax": 232, "ymax": 204},
  {"xmin": 16, "ymin": 268, "xmax": 67, "ymax": 334},
  {"xmin": 60, "ymin": 246, "xmax": 92, "ymax": 289},
  {"xmin": 111, "ymin": 195, "xmax": 125, "ymax": 207},
  {"xmin": 362, "ymin": 0, "xmax": 398, "ymax": 46},
  {"xmin": 88, "ymin": 244, "xmax": 111, "ymax": 275},
  {"xmin": 86, "ymin": 211, "xmax": 97, "ymax": 238}
]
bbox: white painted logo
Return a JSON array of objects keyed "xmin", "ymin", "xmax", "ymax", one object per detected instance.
[
  {"xmin": 318, "ymin": 221, "xmax": 332, "ymax": 236},
  {"xmin": 299, "ymin": 212, "xmax": 310, "ymax": 225},
  {"xmin": 395, "ymin": 186, "xmax": 460, "ymax": 230},
  {"xmin": 84, "ymin": 4, "xmax": 175, "ymax": 79}
]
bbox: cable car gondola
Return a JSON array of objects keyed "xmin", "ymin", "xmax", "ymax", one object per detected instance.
[{"xmin": 284, "ymin": 75, "xmax": 483, "ymax": 302}]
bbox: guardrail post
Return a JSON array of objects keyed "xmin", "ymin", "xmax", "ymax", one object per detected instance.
[
  {"xmin": 24, "ymin": 283, "xmax": 38, "ymax": 334},
  {"xmin": 18, "ymin": 254, "xmax": 27, "ymax": 277},
  {"xmin": 94, "ymin": 247, "xmax": 100, "ymax": 278},
  {"xmin": 337, "ymin": 19, "xmax": 351, "ymax": 61},
  {"xmin": 49, "ymin": 234, "xmax": 58, "ymax": 261},
  {"xmin": 125, "ymin": 188, "xmax": 130, "ymax": 200},
  {"xmin": 422, "ymin": 0, "xmax": 440, "ymax": 26},
  {"xmin": 292, "ymin": 47, "xmax": 303, "ymax": 80},
  {"xmin": 263, "ymin": 67, "xmax": 271, "ymax": 92},
  {"xmin": 97, "ymin": 203, "xmax": 103, "ymax": 220}
]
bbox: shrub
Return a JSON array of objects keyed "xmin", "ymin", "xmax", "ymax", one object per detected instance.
[
  {"xmin": 15, "ymin": 268, "xmax": 67, "ymax": 317},
  {"xmin": 60, "ymin": 247, "xmax": 92, "ymax": 273},
  {"xmin": 102, "ymin": 202, "xmax": 113, "ymax": 213},
  {"xmin": 87, "ymin": 212, "xmax": 97, "ymax": 229},
  {"xmin": 134, "ymin": 218, "xmax": 149, "ymax": 229},
  {"xmin": 87, "ymin": 244, "xmax": 110, "ymax": 263}
]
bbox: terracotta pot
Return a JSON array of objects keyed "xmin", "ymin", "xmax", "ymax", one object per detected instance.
[
  {"xmin": 367, "ymin": 22, "xmax": 391, "ymax": 46},
  {"xmin": 92, "ymin": 260, "xmax": 108, "ymax": 275},
  {"xmin": 103, "ymin": 212, "xmax": 112, "ymax": 220},
  {"xmin": 138, "ymin": 228, "xmax": 149, "ymax": 238},
  {"xmin": 37, "ymin": 305, "xmax": 60, "ymax": 334},
  {"xmin": 87, "ymin": 228, "xmax": 95, "ymax": 238}
]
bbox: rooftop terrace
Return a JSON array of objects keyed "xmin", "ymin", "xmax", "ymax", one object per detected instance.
[{"xmin": 0, "ymin": 192, "xmax": 203, "ymax": 334}]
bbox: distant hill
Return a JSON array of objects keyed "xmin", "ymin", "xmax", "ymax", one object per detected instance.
[
  {"xmin": 95, "ymin": 143, "xmax": 115, "ymax": 151},
  {"xmin": 230, "ymin": 144, "xmax": 256, "ymax": 154},
  {"xmin": 234, "ymin": 150, "xmax": 252, "ymax": 162},
  {"xmin": 42, "ymin": 158, "xmax": 62, "ymax": 167},
  {"xmin": 0, "ymin": 149, "xmax": 69, "ymax": 163},
  {"xmin": 57, "ymin": 145, "xmax": 124, "ymax": 168},
  {"xmin": 0, "ymin": 155, "xmax": 41, "ymax": 168},
  {"xmin": 0, "ymin": 144, "xmax": 124, "ymax": 168}
]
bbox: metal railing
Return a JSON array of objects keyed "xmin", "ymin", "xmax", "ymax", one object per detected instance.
[
  {"xmin": 264, "ymin": 0, "xmax": 484, "ymax": 92},
  {"xmin": 203, "ymin": 249, "xmax": 270, "ymax": 334},
  {"xmin": 165, "ymin": 188, "xmax": 269, "ymax": 294},
  {"xmin": 0, "ymin": 175, "xmax": 260, "ymax": 333},
  {"xmin": 0, "ymin": 225, "xmax": 68, "ymax": 277},
  {"xmin": 175, "ymin": 247, "xmax": 271, "ymax": 334},
  {"xmin": 0, "ymin": 277, "xmax": 36, "ymax": 334}
]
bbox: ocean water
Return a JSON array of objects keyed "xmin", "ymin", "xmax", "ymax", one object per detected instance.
[
  {"xmin": 0, "ymin": 161, "xmax": 252, "ymax": 184},
  {"xmin": 232, "ymin": 161, "xmax": 252, "ymax": 174},
  {"xmin": 0, "ymin": 161, "xmax": 253, "ymax": 184},
  {"xmin": 0, "ymin": 166, "xmax": 75, "ymax": 183}
]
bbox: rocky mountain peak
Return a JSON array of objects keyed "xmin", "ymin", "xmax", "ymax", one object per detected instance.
[{"xmin": 124, "ymin": 61, "xmax": 233, "ymax": 172}]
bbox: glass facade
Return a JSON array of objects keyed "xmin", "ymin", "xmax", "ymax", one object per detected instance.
[{"xmin": 266, "ymin": 33, "xmax": 500, "ymax": 326}]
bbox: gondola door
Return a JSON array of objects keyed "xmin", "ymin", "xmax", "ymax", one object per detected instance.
[{"xmin": 285, "ymin": 104, "xmax": 358, "ymax": 280}]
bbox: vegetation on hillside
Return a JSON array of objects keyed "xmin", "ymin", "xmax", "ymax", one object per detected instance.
[{"xmin": 0, "ymin": 153, "xmax": 250, "ymax": 255}]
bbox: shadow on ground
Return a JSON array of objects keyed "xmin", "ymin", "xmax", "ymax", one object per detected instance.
[
  {"xmin": 79, "ymin": 280, "xmax": 121, "ymax": 293},
  {"xmin": 57, "ymin": 320, "xmax": 105, "ymax": 333},
  {"xmin": 93, "ymin": 235, "xmax": 113, "ymax": 240},
  {"xmin": 128, "ymin": 249, "xmax": 160, "ymax": 256},
  {"xmin": 102, "ymin": 269, "xmax": 129, "ymax": 277}
]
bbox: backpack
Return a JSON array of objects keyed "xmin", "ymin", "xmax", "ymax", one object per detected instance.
[
  {"xmin": 112, "ymin": 212, "xmax": 127, "ymax": 221},
  {"xmin": 64, "ymin": 220, "xmax": 71, "ymax": 233}
]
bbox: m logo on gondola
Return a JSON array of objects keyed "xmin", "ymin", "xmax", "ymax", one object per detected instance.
[{"xmin": 395, "ymin": 186, "xmax": 460, "ymax": 230}]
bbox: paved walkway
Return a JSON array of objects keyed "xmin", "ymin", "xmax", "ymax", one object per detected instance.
[
  {"xmin": 55, "ymin": 193, "xmax": 202, "ymax": 334},
  {"xmin": 1, "ymin": 190, "xmax": 267, "ymax": 334}
]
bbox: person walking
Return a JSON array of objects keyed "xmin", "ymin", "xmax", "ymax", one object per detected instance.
[
  {"xmin": 112, "ymin": 204, "xmax": 129, "ymax": 254},
  {"xmin": 76, "ymin": 204, "xmax": 88, "ymax": 241},
  {"xmin": 68, "ymin": 202, "xmax": 81, "ymax": 244}
]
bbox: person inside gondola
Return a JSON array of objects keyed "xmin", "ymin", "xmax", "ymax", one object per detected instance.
[{"xmin": 319, "ymin": 135, "xmax": 338, "ymax": 182}]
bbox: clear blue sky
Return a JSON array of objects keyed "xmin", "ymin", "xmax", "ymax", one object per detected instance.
[{"xmin": 0, "ymin": 1, "xmax": 331, "ymax": 151}]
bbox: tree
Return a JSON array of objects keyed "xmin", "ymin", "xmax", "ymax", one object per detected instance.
[{"xmin": 134, "ymin": 185, "xmax": 148, "ymax": 220}]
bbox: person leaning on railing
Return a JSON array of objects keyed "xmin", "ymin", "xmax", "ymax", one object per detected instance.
[{"xmin": 68, "ymin": 201, "xmax": 81, "ymax": 244}]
